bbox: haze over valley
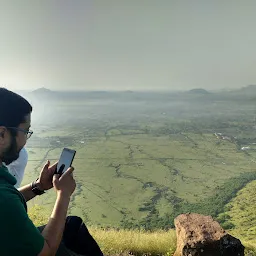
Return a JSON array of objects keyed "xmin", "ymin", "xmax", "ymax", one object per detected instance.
[{"xmin": 20, "ymin": 86, "xmax": 256, "ymax": 230}]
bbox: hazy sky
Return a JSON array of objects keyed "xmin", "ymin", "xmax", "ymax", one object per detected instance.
[{"xmin": 1, "ymin": 0, "xmax": 256, "ymax": 91}]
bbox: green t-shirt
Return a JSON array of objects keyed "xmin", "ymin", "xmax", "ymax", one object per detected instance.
[{"xmin": 0, "ymin": 165, "xmax": 44, "ymax": 255}]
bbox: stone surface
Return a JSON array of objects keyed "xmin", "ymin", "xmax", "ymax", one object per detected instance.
[{"xmin": 173, "ymin": 213, "xmax": 244, "ymax": 256}]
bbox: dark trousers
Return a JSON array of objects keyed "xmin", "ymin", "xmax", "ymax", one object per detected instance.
[{"xmin": 38, "ymin": 216, "xmax": 103, "ymax": 256}]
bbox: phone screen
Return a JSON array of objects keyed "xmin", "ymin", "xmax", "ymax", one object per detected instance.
[{"xmin": 57, "ymin": 148, "xmax": 76, "ymax": 175}]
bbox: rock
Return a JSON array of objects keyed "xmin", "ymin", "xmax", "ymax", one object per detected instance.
[{"xmin": 173, "ymin": 213, "xmax": 244, "ymax": 256}]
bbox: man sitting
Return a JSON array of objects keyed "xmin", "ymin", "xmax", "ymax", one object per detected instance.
[{"xmin": 0, "ymin": 88, "xmax": 103, "ymax": 256}]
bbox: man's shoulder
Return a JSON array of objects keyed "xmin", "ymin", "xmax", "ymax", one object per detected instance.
[
  {"xmin": 0, "ymin": 181, "xmax": 27, "ymax": 212},
  {"xmin": 0, "ymin": 182, "xmax": 24, "ymax": 201},
  {"xmin": 0, "ymin": 184, "xmax": 44, "ymax": 256},
  {"xmin": 0, "ymin": 168, "xmax": 24, "ymax": 200}
]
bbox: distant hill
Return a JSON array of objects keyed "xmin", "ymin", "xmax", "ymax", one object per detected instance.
[
  {"xmin": 237, "ymin": 85, "xmax": 256, "ymax": 94},
  {"xmin": 32, "ymin": 87, "xmax": 53, "ymax": 95},
  {"xmin": 28, "ymin": 87, "xmax": 58, "ymax": 103},
  {"xmin": 219, "ymin": 85, "xmax": 256, "ymax": 100},
  {"xmin": 188, "ymin": 88, "xmax": 211, "ymax": 94},
  {"xmin": 243, "ymin": 84, "xmax": 256, "ymax": 90}
]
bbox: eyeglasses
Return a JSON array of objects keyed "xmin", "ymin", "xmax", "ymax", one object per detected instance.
[{"xmin": 6, "ymin": 127, "xmax": 33, "ymax": 140}]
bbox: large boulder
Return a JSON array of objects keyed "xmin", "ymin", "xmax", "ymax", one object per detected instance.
[{"xmin": 173, "ymin": 213, "xmax": 244, "ymax": 256}]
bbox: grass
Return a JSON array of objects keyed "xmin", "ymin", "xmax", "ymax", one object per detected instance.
[
  {"xmin": 23, "ymin": 128, "xmax": 256, "ymax": 229},
  {"xmin": 21, "ymin": 89, "xmax": 256, "ymax": 254},
  {"xmin": 216, "ymin": 179, "xmax": 256, "ymax": 255},
  {"xmin": 28, "ymin": 205, "xmax": 256, "ymax": 256},
  {"xmin": 219, "ymin": 180, "xmax": 256, "ymax": 242},
  {"xmin": 24, "ymin": 126, "xmax": 256, "ymax": 254},
  {"xmin": 90, "ymin": 228, "xmax": 176, "ymax": 256},
  {"xmin": 29, "ymin": 205, "xmax": 176, "ymax": 255}
]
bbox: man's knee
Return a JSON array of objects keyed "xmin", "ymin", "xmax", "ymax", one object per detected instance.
[
  {"xmin": 66, "ymin": 216, "xmax": 82, "ymax": 224},
  {"xmin": 63, "ymin": 215, "xmax": 103, "ymax": 255},
  {"xmin": 66, "ymin": 215, "xmax": 82, "ymax": 222},
  {"xmin": 65, "ymin": 216, "xmax": 89, "ymax": 231}
]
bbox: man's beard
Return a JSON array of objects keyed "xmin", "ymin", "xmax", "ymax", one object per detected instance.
[{"xmin": 2, "ymin": 135, "xmax": 20, "ymax": 165}]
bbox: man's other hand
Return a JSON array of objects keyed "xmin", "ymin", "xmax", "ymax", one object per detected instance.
[
  {"xmin": 37, "ymin": 161, "xmax": 58, "ymax": 191},
  {"xmin": 53, "ymin": 167, "xmax": 76, "ymax": 198}
]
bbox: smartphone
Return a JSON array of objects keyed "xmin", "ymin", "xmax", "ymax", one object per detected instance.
[{"xmin": 56, "ymin": 148, "xmax": 76, "ymax": 175}]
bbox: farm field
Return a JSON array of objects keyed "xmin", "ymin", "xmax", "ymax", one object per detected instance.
[{"xmin": 21, "ymin": 88, "xmax": 256, "ymax": 230}]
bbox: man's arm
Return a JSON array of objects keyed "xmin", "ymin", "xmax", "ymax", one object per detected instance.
[
  {"xmin": 38, "ymin": 194, "xmax": 71, "ymax": 256},
  {"xmin": 38, "ymin": 168, "xmax": 76, "ymax": 256},
  {"xmin": 18, "ymin": 179, "xmax": 43, "ymax": 202}
]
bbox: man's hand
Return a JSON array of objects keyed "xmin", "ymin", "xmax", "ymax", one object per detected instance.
[
  {"xmin": 53, "ymin": 167, "xmax": 76, "ymax": 198},
  {"xmin": 37, "ymin": 161, "xmax": 58, "ymax": 191}
]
